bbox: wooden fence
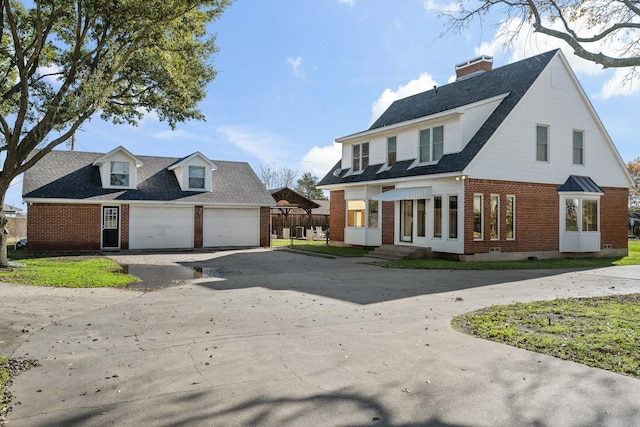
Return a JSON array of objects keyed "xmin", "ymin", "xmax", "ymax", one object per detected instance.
[
  {"xmin": 6, "ymin": 217, "xmax": 27, "ymax": 241},
  {"xmin": 270, "ymin": 214, "xmax": 329, "ymax": 239}
]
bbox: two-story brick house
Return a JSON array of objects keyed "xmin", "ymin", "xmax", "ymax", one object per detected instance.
[{"xmin": 318, "ymin": 50, "xmax": 633, "ymax": 260}]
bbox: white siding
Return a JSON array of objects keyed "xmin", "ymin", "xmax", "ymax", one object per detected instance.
[
  {"xmin": 129, "ymin": 206, "xmax": 193, "ymax": 249},
  {"xmin": 466, "ymin": 54, "xmax": 631, "ymax": 188},
  {"xmin": 460, "ymin": 98, "xmax": 503, "ymax": 149},
  {"xmin": 203, "ymin": 208, "xmax": 259, "ymax": 247}
]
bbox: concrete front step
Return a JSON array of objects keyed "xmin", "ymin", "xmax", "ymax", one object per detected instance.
[{"xmin": 369, "ymin": 244, "xmax": 431, "ymax": 260}]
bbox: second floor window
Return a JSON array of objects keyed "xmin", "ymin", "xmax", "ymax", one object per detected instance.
[
  {"xmin": 189, "ymin": 166, "xmax": 206, "ymax": 189},
  {"xmin": 536, "ymin": 125, "xmax": 549, "ymax": 161},
  {"xmin": 110, "ymin": 161, "xmax": 129, "ymax": 186},
  {"xmin": 419, "ymin": 126, "xmax": 444, "ymax": 163},
  {"xmin": 353, "ymin": 142, "xmax": 369, "ymax": 172},
  {"xmin": 573, "ymin": 130, "xmax": 584, "ymax": 165},
  {"xmin": 387, "ymin": 136, "xmax": 396, "ymax": 166}
]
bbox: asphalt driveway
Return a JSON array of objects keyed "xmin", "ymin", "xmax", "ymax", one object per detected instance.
[{"xmin": 3, "ymin": 248, "xmax": 640, "ymax": 426}]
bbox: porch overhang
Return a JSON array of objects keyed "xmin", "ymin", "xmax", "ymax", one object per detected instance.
[{"xmin": 372, "ymin": 186, "xmax": 432, "ymax": 202}]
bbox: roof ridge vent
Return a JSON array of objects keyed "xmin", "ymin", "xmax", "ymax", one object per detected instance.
[{"xmin": 455, "ymin": 55, "xmax": 493, "ymax": 80}]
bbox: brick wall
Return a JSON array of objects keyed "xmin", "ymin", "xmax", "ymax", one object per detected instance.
[
  {"xmin": 194, "ymin": 205, "xmax": 203, "ymax": 248},
  {"xmin": 464, "ymin": 179, "xmax": 628, "ymax": 255},
  {"xmin": 28, "ymin": 203, "xmax": 102, "ymax": 251},
  {"xmin": 600, "ymin": 187, "xmax": 628, "ymax": 249},
  {"xmin": 381, "ymin": 186, "xmax": 395, "ymax": 244},
  {"xmin": 329, "ymin": 190, "xmax": 345, "ymax": 242},
  {"xmin": 260, "ymin": 206, "xmax": 270, "ymax": 247},
  {"xmin": 464, "ymin": 179, "xmax": 559, "ymax": 254},
  {"xmin": 120, "ymin": 204, "xmax": 130, "ymax": 250}
]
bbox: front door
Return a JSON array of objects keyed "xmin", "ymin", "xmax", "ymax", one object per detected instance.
[
  {"xmin": 102, "ymin": 206, "xmax": 120, "ymax": 248},
  {"xmin": 400, "ymin": 200, "xmax": 413, "ymax": 242}
]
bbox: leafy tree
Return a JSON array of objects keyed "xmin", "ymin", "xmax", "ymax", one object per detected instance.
[
  {"xmin": 295, "ymin": 172, "xmax": 327, "ymax": 200},
  {"xmin": 0, "ymin": 0, "xmax": 230, "ymax": 266},
  {"xmin": 443, "ymin": 0, "xmax": 639, "ymax": 79},
  {"xmin": 628, "ymin": 157, "xmax": 640, "ymax": 207},
  {"xmin": 258, "ymin": 162, "xmax": 298, "ymax": 190}
]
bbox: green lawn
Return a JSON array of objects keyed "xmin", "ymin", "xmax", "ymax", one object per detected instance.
[
  {"xmin": 374, "ymin": 240, "xmax": 640, "ymax": 270},
  {"xmin": 0, "ymin": 256, "xmax": 139, "ymax": 288},
  {"xmin": 0, "ymin": 357, "xmax": 7, "ymax": 409},
  {"xmin": 285, "ymin": 244, "xmax": 372, "ymax": 257},
  {"xmin": 452, "ymin": 294, "xmax": 640, "ymax": 379}
]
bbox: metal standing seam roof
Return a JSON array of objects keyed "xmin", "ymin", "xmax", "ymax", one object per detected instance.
[
  {"xmin": 22, "ymin": 150, "xmax": 276, "ymax": 206},
  {"xmin": 557, "ymin": 175, "xmax": 604, "ymax": 193},
  {"xmin": 318, "ymin": 50, "xmax": 559, "ymax": 187}
]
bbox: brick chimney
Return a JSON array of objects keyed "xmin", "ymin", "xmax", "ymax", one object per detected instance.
[{"xmin": 455, "ymin": 55, "xmax": 493, "ymax": 80}]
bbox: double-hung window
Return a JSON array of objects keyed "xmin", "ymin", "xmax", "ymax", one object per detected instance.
[
  {"xmin": 506, "ymin": 195, "xmax": 515, "ymax": 240},
  {"xmin": 433, "ymin": 196, "xmax": 442, "ymax": 238},
  {"xmin": 536, "ymin": 125, "xmax": 549, "ymax": 161},
  {"xmin": 189, "ymin": 166, "xmax": 206, "ymax": 189},
  {"xmin": 419, "ymin": 126, "xmax": 444, "ymax": 163},
  {"xmin": 352, "ymin": 142, "xmax": 369, "ymax": 172},
  {"xmin": 573, "ymin": 130, "xmax": 584, "ymax": 165},
  {"xmin": 387, "ymin": 136, "xmax": 397, "ymax": 167},
  {"xmin": 110, "ymin": 161, "xmax": 130, "ymax": 186}
]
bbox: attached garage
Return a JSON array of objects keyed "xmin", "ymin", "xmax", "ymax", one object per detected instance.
[
  {"xmin": 203, "ymin": 208, "xmax": 259, "ymax": 247},
  {"xmin": 129, "ymin": 205, "xmax": 194, "ymax": 250}
]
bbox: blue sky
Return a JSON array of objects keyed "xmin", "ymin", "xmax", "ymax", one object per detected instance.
[{"xmin": 7, "ymin": 0, "xmax": 639, "ymax": 208}]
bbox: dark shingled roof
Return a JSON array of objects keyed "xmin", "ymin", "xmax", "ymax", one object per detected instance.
[
  {"xmin": 557, "ymin": 175, "xmax": 603, "ymax": 193},
  {"xmin": 319, "ymin": 50, "xmax": 558, "ymax": 187},
  {"xmin": 22, "ymin": 150, "xmax": 276, "ymax": 206}
]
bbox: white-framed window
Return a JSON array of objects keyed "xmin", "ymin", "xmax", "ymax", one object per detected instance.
[
  {"xmin": 417, "ymin": 199, "xmax": 426, "ymax": 237},
  {"xmin": 536, "ymin": 125, "xmax": 549, "ymax": 162},
  {"xmin": 352, "ymin": 142, "xmax": 369, "ymax": 172},
  {"xmin": 188, "ymin": 166, "xmax": 206, "ymax": 189},
  {"xmin": 506, "ymin": 195, "xmax": 515, "ymax": 240},
  {"xmin": 433, "ymin": 196, "xmax": 442, "ymax": 238},
  {"xmin": 573, "ymin": 130, "xmax": 584, "ymax": 165},
  {"xmin": 110, "ymin": 161, "xmax": 130, "ymax": 186},
  {"xmin": 368, "ymin": 200, "xmax": 379, "ymax": 228},
  {"xmin": 387, "ymin": 136, "xmax": 397, "ymax": 167},
  {"xmin": 419, "ymin": 126, "xmax": 444, "ymax": 163},
  {"xmin": 473, "ymin": 194, "xmax": 483, "ymax": 240},
  {"xmin": 565, "ymin": 198, "xmax": 599, "ymax": 232},
  {"xmin": 347, "ymin": 200, "xmax": 365, "ymax": 227},
  {"xmin": 490, "ymin": 194, "xmax": 499, "ymax": 240},
  {"xmin": 448, "ymin": 195, "xmax": 458, "ymax": 239}
]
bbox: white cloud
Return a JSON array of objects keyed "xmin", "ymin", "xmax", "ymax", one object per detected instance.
[
  {"xmin": 152, "ymin": 129, "xmax": 200, "ymax": 140},
  {"xmin": 337, "ymin": 0, "xmax": 355, "ymax": 7},
  {"xmin": 370, "ymin": 72, "xmax": 439, "ymax": 124},
  {"xmin": 476, "ymin": 17, "xmax": 637, "ymax": 99},
  {"xmin": 423, "ymin": 0, "xmax": 460, "ymax": 14},
  {"xmin": 217, "ymin": 125, "xmax": 292, "ymax": 163},
  {"xmin": 38, "ymin": 64, "xmax": 64, "ymax": 85},
  {"xmin": 286, "ymin": 56, "xmax": 305, "ymax": 80},
  {"xmin": 301, "ymin": 142, "xmax": 342, "ymax": 176}
]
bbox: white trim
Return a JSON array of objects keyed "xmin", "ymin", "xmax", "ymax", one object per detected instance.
[
  {"xmin": 372, "ymin": 187, "xmax": 432, "ymax": 201},
  {"xmin": 23, "ymin": 198, "xmax": 273, "ymax": 208}
]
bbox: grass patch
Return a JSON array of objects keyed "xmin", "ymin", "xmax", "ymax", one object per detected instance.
[
  {"xmin": 0, "ymin": 356, "xmax": 7, "ymax": 408},
  {"xmin": 375, "ymin": 240, "xmax": 640, "ymax": 270},
  {"xmin": 452, "ymin": 294, "xmax": 640, "ymax": 378},
  {"xmin": 0, "ymin": 256, "xmax": 140, "ymax": 288},
  {"xmin": 287, "ymin": 244, "xmax": 372, "ymax": 257}
]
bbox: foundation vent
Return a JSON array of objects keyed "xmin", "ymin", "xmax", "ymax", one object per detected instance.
[
  {"xmin": 489, "ymin": 247, "xmax": 501, "ymax": 253},
  {"xmin": 603, "ymin": 244, "xmax": 612, "ymax": 249}
]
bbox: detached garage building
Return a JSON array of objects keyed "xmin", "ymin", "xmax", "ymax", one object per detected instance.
[{"xmin": 22, "ymin": 146, "xmax": 275, "ymax": 252}]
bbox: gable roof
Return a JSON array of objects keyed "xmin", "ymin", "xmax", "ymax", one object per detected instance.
[
  {"xmin": 23, "ymin": 150, "xmax": 275, "ymax": 206},
  {"xmin": 270, "ymin": 187, "xmax": 321, "ymax": 210},
  {"xmin": 167, "ymin": 151, "xmax": 217, "ymax": 171},
  {"xmin": 92, "ymin": 146, "xmax": 143, "ymax": 167},
  {"xmin": 319, "ymin": 50, "xmax": 558, "ymax": 187}
]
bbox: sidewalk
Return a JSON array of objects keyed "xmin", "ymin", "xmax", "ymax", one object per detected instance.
[{"xmin": 5, "ymin": 249, "xmax": 640, "ymax": 426}]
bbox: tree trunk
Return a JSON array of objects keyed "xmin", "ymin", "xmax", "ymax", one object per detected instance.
[{"xmin": 0, "ymin": 183, "xmax": 10, "ymax": 267}]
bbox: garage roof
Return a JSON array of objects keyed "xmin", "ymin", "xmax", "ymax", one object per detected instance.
[{"xmin": 23, "ymin": 150, "xmax": 276, "ymax": 206}]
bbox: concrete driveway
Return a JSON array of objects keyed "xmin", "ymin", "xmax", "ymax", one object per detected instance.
[{"xmin": 3, "ymin": 248, "xmax": 640, "ymax": 426}]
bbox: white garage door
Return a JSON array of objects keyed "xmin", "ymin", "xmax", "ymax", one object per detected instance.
[
  {"xmin": 129, "ymin": 206, "xmax": 193, "ymax": 249},
  {"xmin": 203, "ymin": 208, "xmax": 259, "ymax": 247}
]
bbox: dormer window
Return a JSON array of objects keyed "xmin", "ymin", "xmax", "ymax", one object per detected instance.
[
  {"xmin": 189, "ymin": 166, "xmax": 206, "ymax": 189},
  {"xmin": 110, "ymin": 161, "xmax": 130, "ymax": 186}
]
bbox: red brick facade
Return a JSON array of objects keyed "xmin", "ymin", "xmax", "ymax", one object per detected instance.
[
  {"xmin": 464, "ymin": 179, "xmax": 628, "ymax": 255},
  {"xmin": 28, "ymin": 203, "xmax": 272, "ymax": 252},
  {"xmin": 194, "ymin": 205, "xmax": 204, "ymax": 248},
  {"xmin": 329, "ymin": 190, "xmax": 345, "ymax": 242},
  {"xmin": 260, "ymin": 206, "xmax": 270, "ymax": 247},
  {"xmin": 381, "ymin": 186, "xmax": 395, "ymax": 244},
  {"xmin": 27, "ymin": 203, "xmax": 102, "ymax": 251},
  {"xmin": 120, "ymin": 204, "xmax": 130, "ymax": 250}
]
